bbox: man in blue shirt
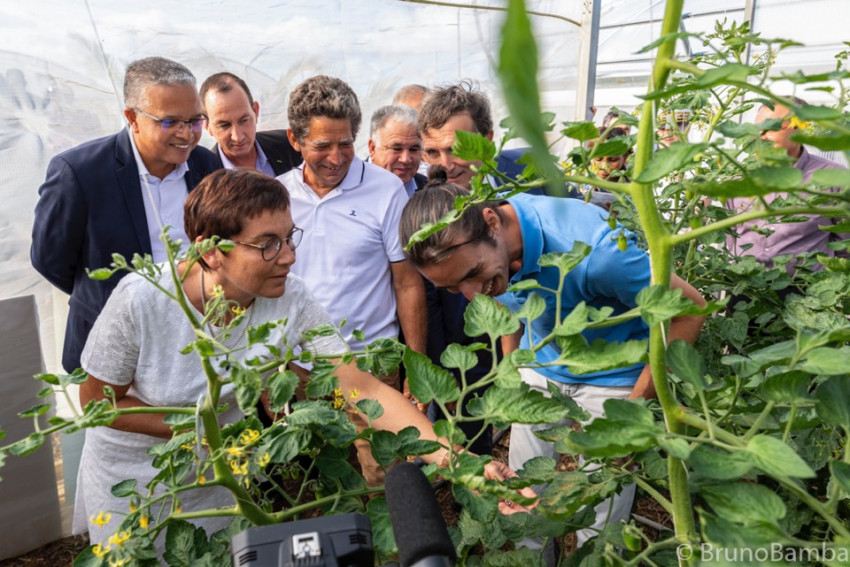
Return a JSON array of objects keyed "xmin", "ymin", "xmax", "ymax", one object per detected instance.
[{"xmin": 400, "ymin": 185, "xmax": 705, "ymax": 550}]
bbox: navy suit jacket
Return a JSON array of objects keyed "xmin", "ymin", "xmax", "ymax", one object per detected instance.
[
  {"xmin": 256, "ymin": 130, "xmax": 302, "ymax": 175},
  {"xmin": 31, "ymin": 130, "xmax": 219, "ymax": 372}
]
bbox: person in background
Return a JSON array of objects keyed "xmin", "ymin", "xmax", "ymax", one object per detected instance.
[
  {"xmin": 727, "ymin": 99, "xmax": 848, "ymax": 274},
  {"xmin": 200, "ymin": 71, "xmax": 301, "ymax": 176},
  {"xmin": 393, "ymin": 84, "xmax": 430, "ymax": 112},
  {"xmin": 31, "ymin": 56, "xmax": 218, "ymax": 373},
  {"xmin": 586, "ymin": 126, "xmax": 631, "ymax": 210},
  {"xmin": 368, "ymin": 105, "xmax": 426, "ymax": 196},
  {"xmin": 656, "ymin": 109, "xmax": 692, "ymax": 147},
  {"xmin": 601, "ymin": 108, "xmax": 632, "ymax": 135}
]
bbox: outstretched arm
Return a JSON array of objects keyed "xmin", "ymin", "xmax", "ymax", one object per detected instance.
[{"xmin": 629, "ymin": 273, "xmax": 706, "ymax": 400}]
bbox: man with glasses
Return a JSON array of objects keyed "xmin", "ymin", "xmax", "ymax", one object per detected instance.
[
  {"xmin": 31, "ymin": 56, "xmax": 218, "ymax": 373},
  {"xmin": 367, "ymin": 105, "xmax": 426, "ymax": 196},
  {"xmin": 279, "ymin": 75, "xmax": 427, "ymax": 487},
  {"xmin": 200, "ymin": 72, "xmax": 301, "ymax": 176}
]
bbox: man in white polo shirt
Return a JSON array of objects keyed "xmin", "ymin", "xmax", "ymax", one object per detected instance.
[{"xmin": 279, "ymin": 75, "xmax": 426, "ymax": 486}]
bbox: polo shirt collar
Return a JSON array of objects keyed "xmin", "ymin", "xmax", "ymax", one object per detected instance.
[
  {"xmin": 337, "ymin": 156, "xmax": 366, "ymax": 191},
  {"xmin": 294, "ymin": 155, "xmax": 365, "ymax": 193},
  {"xmin": 794, "ymin": 146, "xmax": 811, "ymax": 170},
  {"xmin": 507, "ymin": 196, "xmax": 543, "ymax": 284}
]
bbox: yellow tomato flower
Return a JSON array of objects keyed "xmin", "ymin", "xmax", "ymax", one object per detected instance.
[
  {"xmin": 109, "ymin": 557, "xmax": 130, "ymax": 567},
  {"xmin": 257, "ymin": 452, "xmax": 270, "ymax": 467},
  {"xmin": 789, "ymin": 116, "xmax": 811, "ymax": 130},
  {"xmin": 140, "ymin": 515, "xmax": 149, "ymax": 529},
  {"xmin": 226, "ymin": 446, "xmax": 245, "ymax": 458},
  {"xmin": 90, "ymin": 511, "xmax": 112, "ymax": 528},
  {"xmin": 349, "ymin": 388, "xmax": 359, "ymax": 399},
  {"xmin": 108, "ymin": 530, "xmax": 131, "ymax": 547},
  {"xmin": 197, "ymin": 475, "xmax": 206, "ymax": 486},
  {"xmin": 239, "ymin": 429, "xmax": 260, "ymax": 445},
  {"xmin": 92, "ymin": 544, "xmax": 110, "ymax": 558},
  {"xmin": 230, "ymin": 459, "xmax": 249, "ymax": 476}
]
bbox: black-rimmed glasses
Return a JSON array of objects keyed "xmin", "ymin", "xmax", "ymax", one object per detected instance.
[
  {"xmin": 232, "ymin": 227, "xmax": 303, "ymax": 261},
  {"xmin": 133, "ymin": 108, "xmax": 204, "ymax": 133}
]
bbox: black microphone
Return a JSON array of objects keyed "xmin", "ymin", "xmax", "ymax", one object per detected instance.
[{"xmin": 385, "ymin": 462, "xmax": 457, "ymax": 567}]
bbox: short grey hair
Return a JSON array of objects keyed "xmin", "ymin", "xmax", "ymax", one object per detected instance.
[
  {"xmin": 369, "ymin": 105, "xmax": 419, "ymax": 145},
  {"xmin": 123, "ymin": 57, "xmax": 196, "ymax": 109},
  {"xmin": 287, "ymin": 75, "xmax": 361, "ymax": 142}
]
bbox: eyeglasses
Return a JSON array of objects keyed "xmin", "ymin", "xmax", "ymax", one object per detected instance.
[
  {"xmin": 232, "ymin": 227, "xmax": 303, "ymax": 261},
  {"xmin": 133, "ymin": 108, "xmax": 204, "ymax": 133}
]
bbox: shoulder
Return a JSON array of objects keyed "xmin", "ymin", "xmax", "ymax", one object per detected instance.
[
  {"xmin": 50, "ymin": 131, "xmax": 125, "ymax": 168},
  {"xmin": 414, "ymin": 172, "xmax": 428, "ymax": 190},
  {"xmin": 256, "ymin": 129, "xmax": 290, "ymax": 144},
  {"xmin": 188, "ymin": 145, "xmax": 220, "ymax": 171},
  {"xmin": 361, "ymin": 161, "xmax": 405, "ymax": 196}
]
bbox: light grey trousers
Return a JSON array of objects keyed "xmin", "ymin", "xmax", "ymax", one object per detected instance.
[{"xmin": 509, "ymin": 368, "xmax": 637, "ymax": 551}]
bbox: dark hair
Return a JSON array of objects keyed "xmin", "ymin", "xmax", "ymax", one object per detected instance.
[
  {"xmin": 597, "ymin": 126, "xmax": 630, "ymax": 142},
  {"xmin": 185, "ymin": 169, "xmax": 290, "ymax": 246},
  {"xmin": 418, "ymin": 81, "xmax": 492, "ymax": 136},
  {"xmin": 199, "ymin": 72, "xmax": 254, "ymax": 112},
  {"xmin": 123, "ymin": 57, "xmax": 195, "ymax": 108},
  {"xmin": 288, "ymin": 75, "xmax": 361, "ymax": 141},
  {"xmin": 400, "ymin": 179, "xmax": 503, "ymax": 266}
]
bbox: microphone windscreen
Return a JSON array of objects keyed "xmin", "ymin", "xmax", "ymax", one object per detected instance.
[{"xmin": 385, "ymin": 462, "xmax": 457, "ymax": 566}]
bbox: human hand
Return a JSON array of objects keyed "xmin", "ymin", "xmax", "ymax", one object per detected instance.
[
  {"xmin": 403, "ymin": 382, "xmax": 428, "ymax": 414},
  {"xmin": 483, "ymin": 461, "xmax": 539, "ymax": 515}
]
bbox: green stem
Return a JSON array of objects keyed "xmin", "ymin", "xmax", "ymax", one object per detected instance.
[
  {"xmin": 630, "ymin": 0, "xmax": 699, "ymax": 554},
  {"xmin": 669, "ymin": 205, "xmax": 849, "ymax": 246},
  {"xmin": 631, "ymin": 474, "xmax": 674, "ymax": 515}
]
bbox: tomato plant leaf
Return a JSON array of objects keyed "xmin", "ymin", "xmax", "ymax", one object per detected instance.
[
  {"xmin": 746, "ymin": 435, "xmax": 815, "ymax": 478},
  {"xmin": 479, "ymin": 386, "xmax": 570, "ymax": 428},
  {"xmin": 690, "ymin": 446, "xmax": 753, "ymax": 480},
  {"xmin": 403, "ymin": 349, "xmax": 460, "ymax": 404},
  {"xmin": 636, "ymin": 142, "xmax": 708, "ymax": 183},
  {"xmin": 815, "ymin": 376, "xmax": 850, "ymax": 430},
  {"xmin": 701, "ymin": 483, "xmax": 786, "ymax": 524},
  {"xmin": 561, "ymin": 121, "xmax": 600, "ymax": 142},
  {"xmin": 667, "ymin": 339, "xmax": 707, "ymax": 391},
  {"xmin": 440, "ymin": 343, "xmax": 479, "ymax": 372},
  {"xmin": 464, "ymin": 294, "xmax": 521, "ymax": 339}
]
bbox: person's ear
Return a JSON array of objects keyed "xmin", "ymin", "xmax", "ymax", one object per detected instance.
[
  {"xmin": 124, "ymin": 107, "xmax": 139, "ymax": 132},
  {"xmin": 482, "ymin": 207, "xmax": 501, "ymax": 234},
  {"xmin": 252, "ymin": 100, "xmax": 260, "ymax": 120},
  {"xmin": 367, "ymin": 138, "xmax": 377, "ymax": 160},
  {"xmin": 287, "ymin": 129, "xmax": 301, "ymax": 152},
  {"xmin": 486, "ymin": 130, "xmax": 494, "ymax": 142},
  {"xmin": 197, "ymin": 235, "xmax": 223, "ymax": 269}
]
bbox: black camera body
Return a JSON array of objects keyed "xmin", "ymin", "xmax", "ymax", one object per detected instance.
[{"xmin": 230, "ymin": 513, "xmax": 374, "ymax": 567}]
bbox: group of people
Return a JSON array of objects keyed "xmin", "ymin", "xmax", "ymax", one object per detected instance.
[{"xmin": 29, "ymin": 52, "xmax": 842, "ymax": 559}]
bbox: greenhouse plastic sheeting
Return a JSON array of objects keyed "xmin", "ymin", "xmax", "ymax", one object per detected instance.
[{"xmin": 1, "ymin": 0, "xmax": 847, "ymax": 377}]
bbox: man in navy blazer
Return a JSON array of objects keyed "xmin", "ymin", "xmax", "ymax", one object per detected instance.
[
  {"xmin": 201, "ymin": 72, "xmax": 301, "ymax": 176},
  {"xmin": 31, "ymin": 57, "xmax": 219, "ymax": 373}
]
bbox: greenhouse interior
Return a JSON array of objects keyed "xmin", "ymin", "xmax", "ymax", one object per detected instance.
[{"xmin": 0, "ymin": 0, "xmax": 850, "ymax": 567}]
